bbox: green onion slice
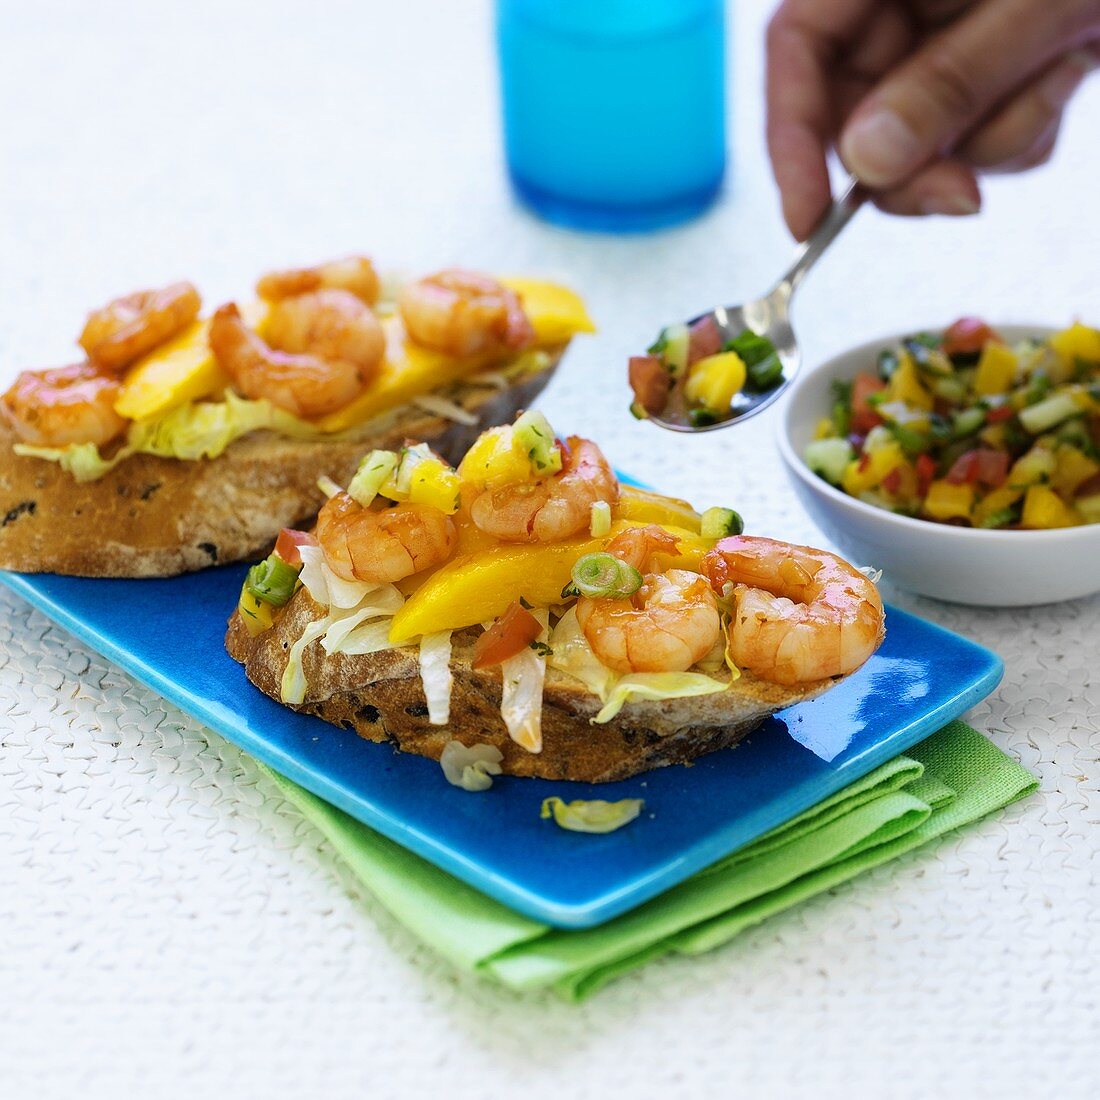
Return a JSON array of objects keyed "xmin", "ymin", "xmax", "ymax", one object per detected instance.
[
  {"xmin": 570, "ymin": 552, "xmax": 643, "ymax": 600},
  {"xmin": 246, "ymin": 554, "xmax": 301, "ymax": 607}
]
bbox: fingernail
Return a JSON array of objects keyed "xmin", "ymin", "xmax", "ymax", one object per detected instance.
[
  {"xmin": 920, "ymin": 194, "xmax": 981, "ymax": 216},
  {"xmin": 840, "ymin": 108, "xmax": 923, "ymax": 187}
]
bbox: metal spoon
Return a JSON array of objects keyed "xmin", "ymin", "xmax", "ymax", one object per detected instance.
[{"xmin": 647, "ymin": 175, "xmax": 865, "ymax": 433}]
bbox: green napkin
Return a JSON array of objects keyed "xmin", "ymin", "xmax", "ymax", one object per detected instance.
[{"xmin": 260, "ymin": 720, "xmax": 1035, "ymax": 1000}]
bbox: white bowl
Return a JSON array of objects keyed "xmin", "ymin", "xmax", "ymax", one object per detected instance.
[{"xmin": 777, "ymin": 326, "xmax": 1100, "ymax": 606}]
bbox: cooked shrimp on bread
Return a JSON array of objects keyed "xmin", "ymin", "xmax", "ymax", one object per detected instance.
[
  {"xmin": 468, "ymin": 436, "xmax": 619, "ymax": 544},
  {"xmin": 1, "ymin": 362, "xmax": 129, "ymax": 448},
  {"xmin": 209, "ymin": 292, "xmax": 384, "ymax": 419},
  {"xmin": 316, "ymin": 491, "xmax": 457, "ymax": 584},
  {"xmin": 576, "ymin": 526, "xmax": 721, "ymax": 674},
  {"xmin": 256, "ymin": 255, "xmax": 380, "ymax": 305},
  {"xmin": 79, "ymin": 281, "xmax": 201, "ymax": 371},
  {"xmin": 704, "ymin": 536, "xmax": 884, "ymax": 685},
  {"xmin": 398, "ymin": 268, "xmax": 534, "ymax": 358}
]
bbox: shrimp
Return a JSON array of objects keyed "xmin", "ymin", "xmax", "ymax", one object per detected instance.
[
  {"xmin": 575, "ymin": 526, "xmax": 721, "ymax": 674},
  {"xmin": 469, "ymin": 436, "xmax": 619, "ymax": 543},
  {"xmin": 256, "ymin": 255, "xmax": 380, "ymax": 305},
  {"xmin": 208, "ymin": 291, "xmax": 384, "ymax": 419},
  {"xmin": 316, "ymin": 491, "xmax": 457, "ymax": 584},
  {"xmin": 398, "ymin": 268, "xmax": 534, "ymax": 358},
  {"xmin": 703, "ymin": 535, "xmax": 885, "ymax": 685},
  {"xmin": 79, "ymin": 281, "xmax": 201, "ymax": 371},
  {"xmin": 1, "ymin": 362, "xmax": 128, "ymax": 448}
]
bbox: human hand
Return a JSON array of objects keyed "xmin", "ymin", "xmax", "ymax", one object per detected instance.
[{"xmin": 766, "ymin": 0, "xmax": 1100, "ymax": 239}]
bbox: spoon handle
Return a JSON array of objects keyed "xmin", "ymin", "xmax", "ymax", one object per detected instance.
[{"xmin": 774, "ymin": 175, "xmax": 864, "ymax": 298}]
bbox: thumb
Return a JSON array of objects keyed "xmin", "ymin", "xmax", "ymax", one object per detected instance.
[{"xmin": 839, "ymin": 0, "xmax": 1098, "ymax": 187}]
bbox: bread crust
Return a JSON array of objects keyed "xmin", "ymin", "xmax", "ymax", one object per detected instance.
[
  {"xmin": 0, "ymin": 354, "xmax": 561, "ymax": 577},
  {"xmin": 225, "ymin": 589, "xmax": 837, "ymax": 783}
]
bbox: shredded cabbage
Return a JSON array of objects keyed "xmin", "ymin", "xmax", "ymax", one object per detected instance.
[
  {"xmin": 14, "ymin": 392, "xmax": 338, "ymax": 483},
  {"xmin": 594, "ymin": 672, "xmax": 729, "ymax": 723},
  {"xmin": 546, "ymin": 609, "xmax": 616, "ymax": 699},
  {"xmin": 280, "ymin": 616, "xmax": 333, "ymax": 705},
  {"xmin": 498, "ymin": 609, "xmax": 549, "ymax": 753},
  {"xmin": 297, "ymin": 545, "xmax": 403, "ymax": 612},
  {"xmin": 412, "ymin": 394, "xmax": 478, "ymax": 426},
  {"xmin": 419, "ymin": 631, "xmax": 453, "ymax": 726},
  {"xmin": 540, "ymin": 796, "xmax": 644, "ymax": 833},
  {"xmin": 439, "ymin": 741, "xmax": 503, "ymax": 792}
]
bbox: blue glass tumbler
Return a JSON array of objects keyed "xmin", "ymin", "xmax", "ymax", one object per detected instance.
[{"xmin": 496, "ymin": 0, "xmax": 727, "ymax": 232}]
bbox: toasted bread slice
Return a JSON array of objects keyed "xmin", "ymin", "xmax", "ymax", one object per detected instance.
[
  {"xmin": 0, "ymin": 353, "xmax": 561, "ymax": 577},
  {"xmin": 225, "ymin": 587, "xmax": 837, "ymax": 783}
]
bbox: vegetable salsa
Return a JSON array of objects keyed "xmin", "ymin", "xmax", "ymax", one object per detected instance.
[{"xmin": 805, "ymin": 319, "xmax": 1100, "ymax": 529}]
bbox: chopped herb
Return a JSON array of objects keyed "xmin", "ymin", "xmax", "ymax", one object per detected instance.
[{"xmin": 529, "ymin": 641, "xmax": 554, "ymax": 657}]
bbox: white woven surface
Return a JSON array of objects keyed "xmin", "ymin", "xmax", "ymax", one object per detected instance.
[{"xmin": 2, "ymin": 1, "xmax": 1098, "ymax": 1096}]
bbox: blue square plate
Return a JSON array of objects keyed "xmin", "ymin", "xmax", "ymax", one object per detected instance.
[{"xmin": 1, "ymin": 563, "xmax": 1001, "ymax": 928}]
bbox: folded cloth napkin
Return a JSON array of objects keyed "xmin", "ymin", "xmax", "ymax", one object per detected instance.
[{"xmin": 261, "ymin": 720, "xmax": 1035, "ymax": 1000}]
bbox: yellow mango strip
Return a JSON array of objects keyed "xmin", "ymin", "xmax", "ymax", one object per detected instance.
[
  {"xmin": 114, "ymin": 301, "xmax": 268, "ymax": 422},
  {"xmin": 317, "ymin": 279, "xmax": 594, "ymax": 433},
  {"xmin": 389, "ymin": 520, "xmax": 706, "ymax": 643},
  {"xmin": 498, "ymin": 277, "xmax": 596, "ymax": 344},
  {"xmin": 616, "ymin": 485, "xmax": 702, "ymax": 532}
]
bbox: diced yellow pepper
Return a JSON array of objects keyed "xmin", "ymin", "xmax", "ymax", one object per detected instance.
[
  {"xmin": 814, "ymin": 418, "xmax": 834, "ymax": 440},
  {"xmin": 841, "ymin": 442, "xmax": 907, "ymax": 496},
  {"xmin": 498, "ymin": 277, "xmax": 596, "ymax": 345},
  {"xmin": 923, "ymin": 480, "xmax": 974, "ymax": 522},
  {"xmin": 1053, "ymin": 444, "xmax": 1100, "ymax": 496},
  {"xmin": 238, "ymin": 584, "xmax": 275, "ymax": 637},
  {"xmin": 973, "ymin": 341, "xmax": 1018, "ymax": 396},
  {"xmin": 1008, "ymin": 445, "xmax": 1057, "ymax": 488},
  {"xmin": 684, "ymin": 351, "xmax": 747, "ymax": 415},
  {"xmin": 972, "ymin": 486, "xmax": 1022, "ymax": 527},
  {"xmin": 1021, "ymin": 485, "xmax": 1080, "ymax": 529},
  {"xmin": 1049, "ymin": 322, "xmax": 1100, "ymax": 368},
  {"xmin": 616, "ymin": 484, "xmax": 702, "ymax": 532},
  {"xmin": 885, "ymin": 354, "xmax": 933, "ymax": 411},
  {"xmin": 388, "ymin": 519, "xmax": 706, "ymax": 642},
  {"xmin": 456, "ymin": 425, "xmax": 533, "ymax": 490}
]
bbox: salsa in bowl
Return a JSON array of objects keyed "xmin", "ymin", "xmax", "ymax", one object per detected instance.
[{"xmin": 779, "ymin": 324, "xmax": 1100, "ymax": 606}]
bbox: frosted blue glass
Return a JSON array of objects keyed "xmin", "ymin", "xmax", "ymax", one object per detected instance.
[{"xmin": 497, "ymin": 0, "xmax": 727, "ymax": 232}]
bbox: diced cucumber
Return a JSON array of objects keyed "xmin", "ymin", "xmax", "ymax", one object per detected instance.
[
  {"xmin": 951, "ymin": 406, "xmax": 986, "ymax": 439},
  {"xmin": 932, "ymin": 375, "xmax": 968, "ymax": 403},
  {"xmin": 863, "ymin": 426, "xmax": 894, "ymax": 453},
  {"xmin": 1018, "ymin": 391, "xmax": 1082, "ymax": 435},
  {"xmin": 347, "ymin": 449, "xmax": 398, "ymax": 506},
  {"xmin": 513, "ymin": 410, "xmax": 563, "ymax": 476},
  {"xmin": 391, "ymin": 442, "xmax": 434, "ymax": 493},
  {"xmin": 660, "ymin": 323, "xmax": 691, "ymax": 378},
  {"xmin": 700, "ymin": 506, "xmax": 744, "ymax": 539},
  {"xmin": 804, "ymin": 438, "xmax": 855, "ymax": 486}
]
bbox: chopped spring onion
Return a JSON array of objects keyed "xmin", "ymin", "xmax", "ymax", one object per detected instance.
[
  {"xmin": 347, "ymin": 450, "xmax": 399, "ymax": 507},
  {"xmin": 589, "ymin": 500, "xmax": 612, "ymax": 537},
  {"xmin": 540, "ymin": 796, "xmax": 644, "ymax": 834},
  {"xmin": 700, "ymin": 506, "xmax": 744, "ymax": 539},
  {"xmin": 246, "ymin": 554, "xmax": 301, "ymax": 607},
  {"xmin": 725, "ymin": 329, "xmax": 783, "ymax": 391},
  {"xmin": 570, "ymin": 552, "xmax": 643, "ymax": 600},
  {"xmin": 317, "ymin": 475, "xmax": 343, "ymax": 499}
]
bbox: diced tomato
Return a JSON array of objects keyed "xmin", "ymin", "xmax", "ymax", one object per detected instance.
[
  {"xmin": 687, "ymin": 315, "xmax": 722, "ymax": 364},
  {"xmin": 975, "ymin": 448, "xmax": 1009, "ymax": 487},
  {"xmin": 851, "ymin": 372, "xmax": 886, "ymax": 434},
  {"xmin": 629, "ymin": 355, "xmax": 670, "ymax": 414},
  {"xmin": 471, "ymin": 602, "xmax": 542, "ymax": 670},
  {"xmin": 942, "ymin": 317, "xmax": 999, "ymax": 357},
  {"xmin": 881, "ymin": 468, "xmax": 903, "ymax": 495},
  {"xmin": 274, "ymin": 528, "xmax": 317, "ymax": 567},
  {"xmin": 915, "ymin": 453, "xmax": 937, "ymax": 497},
  {"xmin": 946, "ymin": 448, "xmax": 1008, "ymax": 488},
  {"xmin": 857, "ymin": 451, "xmax": 872, "ymax": 473},
  {"xmin": 985, "ymin": 405, "xmax": 1014, "ymax": 424}
]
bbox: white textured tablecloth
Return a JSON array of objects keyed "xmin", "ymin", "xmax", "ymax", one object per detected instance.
[{"xmin": 2, "ymin": 2, "xmax": 1098, "ymax": 1096}]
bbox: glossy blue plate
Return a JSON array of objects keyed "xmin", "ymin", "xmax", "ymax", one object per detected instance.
[{"xmin": 1, "ymin": 565, "xmax": 1002, "ymax": 928}]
